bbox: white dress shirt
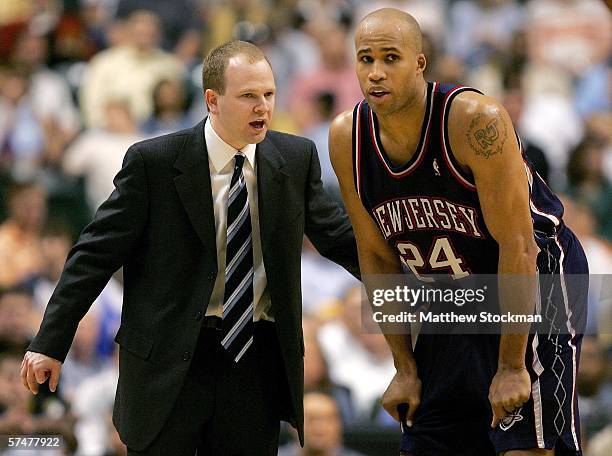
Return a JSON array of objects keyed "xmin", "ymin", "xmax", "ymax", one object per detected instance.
[{"xmin": 204, "ymin": 118, "xmax": 273, "ymax": 321}]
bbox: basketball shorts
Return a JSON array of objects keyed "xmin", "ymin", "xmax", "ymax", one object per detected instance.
[{"xmin": 399, "ymin": 224, "xmax": 588, "ymax": 455}]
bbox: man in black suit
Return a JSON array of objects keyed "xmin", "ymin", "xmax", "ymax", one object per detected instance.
[{"xmin": 21, "ymin": 41, "xmax": 359, "ymax": 455}]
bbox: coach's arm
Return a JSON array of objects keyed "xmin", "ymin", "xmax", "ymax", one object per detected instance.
[{"xmin": 21, "ymin": 145, "xmax": 149, "ymax": 394}]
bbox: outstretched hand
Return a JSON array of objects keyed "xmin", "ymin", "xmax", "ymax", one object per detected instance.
[{"xmin": 20, "ymin": 351, "xmax": 62, "ymax": 394}]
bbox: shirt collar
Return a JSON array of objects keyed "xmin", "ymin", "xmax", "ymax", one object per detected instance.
[{"xmin": 205, "ymin": 117, "xmax": 256, "ymax": 173}]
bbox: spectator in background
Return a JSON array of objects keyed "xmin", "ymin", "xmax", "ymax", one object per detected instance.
[
  {"xmin": 502, "ymin": 77, "xmax": 550, "ymax": 183},
  {"xmin": 268, "ymin": 6, "xmax": 320, "ymax": 110},
  {"xmin": 301, "ymin": 239, "xmax": 359, "ymax": 315},
  {"xmin": 577, "ymin": 337, "xmax": 612, "ymax": 443},
  {"xmin": 72, "ymin": 350, "xmax": 119, "ymax": 456},
  {"xmin": 79, "ymin": 10, "xmax": 185, "ymax": 128},
  {"xmin": 30, "ymin": 220, "xmax": 74, "ymax": 311},
  {"xmin": 318, "ymin": 286, "xmax": 395, "ymax": 420},
  {"xmin": 59, "ymin": 310, "xmax": 107, "ymax": 403},
  {"xmin": 303, "ymin": 318, "xmax": 355, "ymax": 425},
  {"xmin": 278, "ymin": 391, "xmax": 366, "ymax": 456},
  {"xmin": 566, "ymin": 137, "xmax": 612, "ymax": 241},
  {"xmin": 201, "ymin": 0, "xmax": 269, "ymax": 53},
  {"xmin": 355, "ymin": 0, "xmax": 447, "ymax": 48},
  {"xmin": 421, "ymin": 31, "xmax": 466, "ymax": 87},
  {"xmin": 518, "ymin": 0, "xmax": 611, "ymax": 187},
  {"xmin": 303, "ymin": 92, "xmax": 342, "ymax": 203},
  {"xmin": 11, "ymin": 29, "xmax": 80, "ymax": 166},
  {"xmin": 0, "ymin": 181, "xmax": 46, "ymax": 288},
  {"xmin": 141, "ymin": 79, "xmax": 192, "ymax": 136},
  {"xmin": 519, "ymin": 75, "xmax": 583, "ymax": 188},
  {"xmin": 587, "ymin": 425, "xmax": 612, "ymax": 456},
  {"xmin": 584, "ymin": 113, "xmax": 612, "ymax": 183},
  {"xmin": 63, "ymin": 99, "xmax": 144, "ymax": 212},
  {"xmin": 574, "ymin": 63, "xmax": 610, "ymax": 120},
  {"xmin": 447, "ymin": 0, "xmax": 524, "ymax": 67},
  {"xmin": 289, "ymin": 20, "xmax": 362, "ymax": 130},
  {"xmin": 0, "ymin": 65, "xmax": 46, "ymax": 175},
  {"xmin": 525, "ymin": 0, "xmax": 610, "ymax": 78},
  {"xmin": 0, "ymin": 288, "xmax": 39, "ymax": 354}
]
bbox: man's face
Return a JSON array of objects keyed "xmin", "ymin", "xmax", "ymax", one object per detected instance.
[
  {"xmin": 206, "ymin": 56, "xmax": 275, "ymax": 150},
  {"xmin": 9, "ymin": 187, "xmax": 47, "ymax": 231},
  {"xmin": 130, "ymin": 14, "xmax": 160, "ymax": 51},
  {"xmin": 354, "ymin": 21, "xmax": 425, "ymax": 116},
  {"xmin": 303, "ymin": 394, "xmax": 342, "ymax": 451}
]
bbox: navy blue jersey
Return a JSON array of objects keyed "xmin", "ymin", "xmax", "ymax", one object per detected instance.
[
  {"xmin": 354, "ymin": 81, "xmax": 587, "ymax": 456},
  {"xmin": 352, "ymin": 81, "xmax": 565, "ymax": 277}
]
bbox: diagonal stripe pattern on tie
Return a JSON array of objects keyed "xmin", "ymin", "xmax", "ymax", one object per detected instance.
[{"xmin": 221, "ymin": 153, "xmax": 254, "ymax": 363}]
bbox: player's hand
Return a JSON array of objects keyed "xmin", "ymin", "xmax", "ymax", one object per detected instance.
[
  {"xmin": 381, "ymin": 370, "xmax": 421, "ymax": 427},
  {"xmin": 489, "ymin": 366, "xmax": 531, "ymax": 428},
  {"xmin": 20, "ymin": 351, "xmax": 62, "ymax": 395}
]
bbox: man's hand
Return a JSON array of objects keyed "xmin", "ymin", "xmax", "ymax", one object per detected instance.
[
  {"xmin": 489, "ymin": 366, "xmax": 531, "ymax": 428},
  {"xmin": 381, "ymin": 370, "xmax": 421, "ymax": 427},
  {"xmin": 20, "ymin": 351, "xmax": 62, "ymax": 395}
]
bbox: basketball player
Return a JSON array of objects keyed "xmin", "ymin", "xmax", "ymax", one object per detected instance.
[{"xmin": 330, "ymin": 8, "xmax": 588, "ymax": 456}]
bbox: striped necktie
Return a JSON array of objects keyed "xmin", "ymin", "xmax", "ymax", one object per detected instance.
[{"xmin": 220, "ymin": 153, "xmax": 254, "ymax": 363}]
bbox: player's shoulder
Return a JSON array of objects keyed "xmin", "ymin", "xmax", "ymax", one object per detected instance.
[
  {"xmin": 449, "ymin": 90, "xmax": 506, "ymax": 126},
  {"xmin": 329, "ymin": 109, "xmax": 355, "ymax": 154},
  {"xmin": 329, "ymin": 108, "xmax": 354, "ymax": 143},
  {"xmin": 327, "ymin": 108, "xmax": 356, "ymax": 176}
]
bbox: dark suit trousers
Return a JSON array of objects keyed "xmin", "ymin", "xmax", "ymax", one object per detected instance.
[{"xmin": 127, "ymin": 320, "xmax": 288, "ymax": 456}]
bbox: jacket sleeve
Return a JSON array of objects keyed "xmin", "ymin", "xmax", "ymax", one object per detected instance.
[
  {"xmin": 303, "ymin": 141, "xmax": 360, "ymax": 280},
  {"xmin": 28, "ymin": 144, "xmax": 149, "ymax": 362}
]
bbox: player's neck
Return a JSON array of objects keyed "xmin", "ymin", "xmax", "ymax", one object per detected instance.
[
  {"xmin": 377, "ymin": 80, "xmax": 427, "ymax": 142},
  {"xmin": 375, "ymin": 80, "xmax": 428, "ymax": 164}
]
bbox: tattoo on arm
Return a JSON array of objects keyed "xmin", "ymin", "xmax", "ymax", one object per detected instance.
[{"xmin": 466, "ymin": 113, "xmax": 508, "ymax": 159}]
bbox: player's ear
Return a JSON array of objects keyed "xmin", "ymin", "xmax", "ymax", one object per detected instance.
[{"xmin": 416, "ymin": 54, "xmax": 427, "ymax": 75}]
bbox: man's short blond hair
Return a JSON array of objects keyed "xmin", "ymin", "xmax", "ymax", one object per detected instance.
[{"xmin": 202, "ymin": 41, "xmax": 269, "ymax": 94}]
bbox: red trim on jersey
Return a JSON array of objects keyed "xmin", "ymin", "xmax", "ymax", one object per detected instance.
[
  {"xmin": 355, "ymin": 100, "xmax": 364, "ymax": 198},
  {"xmin": 367, "ymin": 82, "xmax": 436, "ymax": 180}
]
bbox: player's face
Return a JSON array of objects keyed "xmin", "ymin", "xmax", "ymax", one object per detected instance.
[
  {"xmin": 354, "ymin": 25, "xmax": 425, "ymax": 115},
  {"xmin": 206, "ymin": 56, "xmax": 275, "ymax": 150}
]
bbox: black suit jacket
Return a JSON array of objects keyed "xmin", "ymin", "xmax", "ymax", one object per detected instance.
[{"xmin": 28, "ymin": 121, "xmax": 359, "ymax": 451}]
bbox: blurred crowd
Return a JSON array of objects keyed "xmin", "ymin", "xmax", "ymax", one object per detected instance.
[{"xmin": 0, "ymin": 0, "xmax": 609, "ymax": 455}]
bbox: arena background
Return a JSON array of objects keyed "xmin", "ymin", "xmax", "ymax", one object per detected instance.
[{"xmin": 0, "ymin": 0, "xmax": 609, "ymax": 454}]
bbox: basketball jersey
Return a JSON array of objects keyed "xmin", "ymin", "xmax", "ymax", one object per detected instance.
[{"xmin": 352, "ymin": 82, "xmax": 565, "ymax": 277}]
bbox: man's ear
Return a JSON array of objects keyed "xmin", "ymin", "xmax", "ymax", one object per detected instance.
[
  {"xmin": 416, "ymin": 54, "xmax": 427, "ymax": 75},
  {"xmin": 205, "ymin": 88, "xmax": 218, "ymax": 114}
]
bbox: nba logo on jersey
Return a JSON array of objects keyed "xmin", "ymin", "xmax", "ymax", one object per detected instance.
[{"xmin": 433, "ymin": 158, "xmax": 441, "ymax": 176}]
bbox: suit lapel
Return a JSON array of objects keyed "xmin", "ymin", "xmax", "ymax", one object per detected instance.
[
  {"xmin": 173, "ymin": 120, "xmax": 217, "ymax": 263},
  {"xmin": 257, "ymin": 137, "xmax": 289, "ymax": 261}
]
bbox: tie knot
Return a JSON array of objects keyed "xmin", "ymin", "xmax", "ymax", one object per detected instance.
[{"xmin": 234, "ymin": 153, "xmax": 246, "ymax": 171}]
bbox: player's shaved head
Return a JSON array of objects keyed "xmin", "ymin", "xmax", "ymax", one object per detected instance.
[{"xmin": 355, "ymin": 8, "xmax": 422, "ymax": 53}]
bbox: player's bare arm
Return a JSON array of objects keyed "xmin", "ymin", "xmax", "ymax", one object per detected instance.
[
  {"xmin": 448, "ymin": 92, "xmax": 540, "ymax": 429},
  {"xmin": 330, "ymin": 110, "xmax": 421, "ymax": 425}
]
